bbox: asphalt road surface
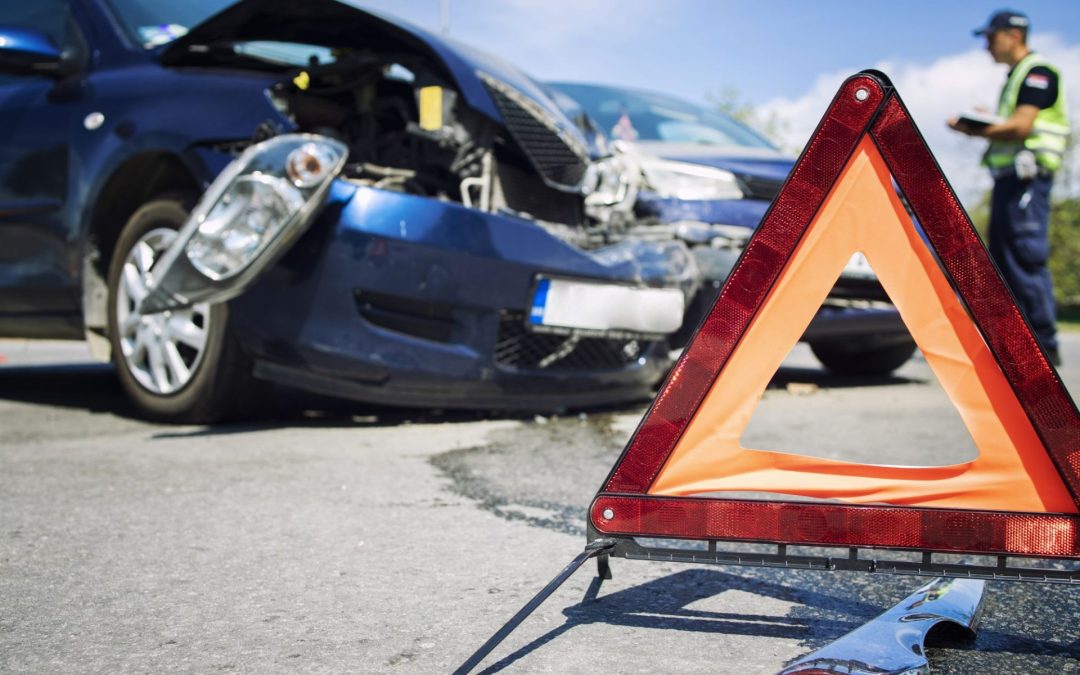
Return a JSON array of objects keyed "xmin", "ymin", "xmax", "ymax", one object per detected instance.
[{"xmin": 1, "ymin": 334, "xmax": 1078, "ymax": 673}]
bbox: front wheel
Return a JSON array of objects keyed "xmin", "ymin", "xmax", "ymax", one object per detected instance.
[
  {"xmin": 107, "ymin": 196, "xmax": 251, "ymax": 423},
  {"xmin": 809, "ymin": 338, "xmax": 917, "ymax": 377}
]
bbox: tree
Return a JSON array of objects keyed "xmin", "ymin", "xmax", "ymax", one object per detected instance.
[
  {"xmin": 969, "ymin": 191, "xmax": 1078, "ymax": 308},
  {"xmin": 1049, "ymin": 197, "xmax": 1080, "ymax": 308},
  {"xmin": 707, "ymin": 87, "xmax": 794, "ymax": 152}
]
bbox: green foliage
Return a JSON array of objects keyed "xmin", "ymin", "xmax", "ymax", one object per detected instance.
[
  {"xmin": 706, "ymin": 87, "xmax": 795, "ymax": 153},
  {"xmin": 1050, "ymin": 197, "xmax": 1080, "ymax": 307},
  {"xmin": 1061, "ymin": 305, "xmax": 1080, "ymax": 328},
  {"xmin": 967, "ymin": 190, "xmax": 991, "ymax": 240},
  {"xmin": 708, "ymin": 87, "xmax": 758, "ymax": 126},
  {"xmin": 965, "ymin": 191, "xmax": 1079, "ymax": 308}
]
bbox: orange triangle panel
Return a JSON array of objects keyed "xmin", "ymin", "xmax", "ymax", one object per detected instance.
[{"xmin": 590, "ymin": 72, "xmax": 1080, "ymax": 559}]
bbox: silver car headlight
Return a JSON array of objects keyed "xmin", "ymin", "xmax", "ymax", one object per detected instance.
[
  {"xmin": 139, "ymin": 134, "xmax": 348, "ymax": 313},
  {"xmin": 640, "ymin": 157, "xmax": 744, "ymax": 200},
  {"xmin": 185, "ymin": 137, "xmax": 347, "ymax": 280},
  {"xmin": 186, "ymin": 174, "xmax": 305, "ymax": 280}
]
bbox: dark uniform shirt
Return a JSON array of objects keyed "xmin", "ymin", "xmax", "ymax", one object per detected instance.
[{"xmin": 1014, "ymin": 64, "xmax": 1059, "ymax": 109}]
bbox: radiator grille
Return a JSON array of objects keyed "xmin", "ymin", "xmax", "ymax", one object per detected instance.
[
  {"xmin": 480, "ymin": 74, "xmax": 589, "ymax": 189},
  {"xmin": 494, "ymin": 311, "xmax": 654, "ymax": 371}
]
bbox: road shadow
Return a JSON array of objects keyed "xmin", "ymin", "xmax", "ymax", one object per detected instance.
[
  {"xmin": 767, "ymin": 364, "xmax": 925, "ymax": 390},
  {"xmin": 0, "ymin": 362, "xmax": 141, "ymax": 417},
  {"xmin": 477, "ymin": 567, "xmax": 879, "ymax": 673},
  {"xmin": 0, "ymin": 360, "xmax": 537, "ymax": 431},
  {"xmin": 150, "ymin": 396, "xmax": 537, "ymax": 439},
  {"xmin": 0, "ymin": 358, "xmax": 923, "ymax": 432},
  {"xmin": 476, "ymin": 567, "xmax": 1076, "ymax": 673}
]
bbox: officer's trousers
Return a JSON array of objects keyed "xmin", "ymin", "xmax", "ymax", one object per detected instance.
[{"xmin": 988, "ymin": 172, "xmax": 1058, "ymax": 352}]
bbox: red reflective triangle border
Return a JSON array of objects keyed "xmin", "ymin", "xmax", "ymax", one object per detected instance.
[{"xmin": 590, "ymin": 71, "xmax": 1080, "ymax": 559}]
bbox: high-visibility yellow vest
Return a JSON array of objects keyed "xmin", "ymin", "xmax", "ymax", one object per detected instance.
[{"xmin": 983, "ymin": 53, "xmax": 1071, "ymax": 172}]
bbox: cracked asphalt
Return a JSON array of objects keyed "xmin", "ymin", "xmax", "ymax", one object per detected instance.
[{"xmin": 1, "ymin": 335, "xmax": 1078, "ymax": 673}]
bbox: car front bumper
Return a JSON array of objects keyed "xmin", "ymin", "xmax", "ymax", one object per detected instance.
[{"xmin": 227, "ymin": 182, "xmax": 682, "ymax": 410}]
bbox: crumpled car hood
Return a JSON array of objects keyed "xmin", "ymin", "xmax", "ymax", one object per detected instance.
[{"xmin": 159, "ymin": 0, "xmax": 589, "ymax": 151}]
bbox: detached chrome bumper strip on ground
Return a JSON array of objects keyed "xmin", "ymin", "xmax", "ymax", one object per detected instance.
[{"xmin": 780, "ymin": 577, "xmax": 984, "ymax": 675}]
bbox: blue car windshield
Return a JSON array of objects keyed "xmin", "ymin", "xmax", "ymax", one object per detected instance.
[{"xmin": 550, "ymin": 83, "xmax": 777, "ymax": 150}]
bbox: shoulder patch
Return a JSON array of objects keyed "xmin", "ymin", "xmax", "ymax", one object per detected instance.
[{"xmin": 1025, "ymin": 73, "xmax": 1050, "ymax": 89}]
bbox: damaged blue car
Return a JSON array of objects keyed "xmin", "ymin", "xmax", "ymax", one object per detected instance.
[{"xmin": 0, "ymin": 0, "xmax": 702, "ymax": 421}]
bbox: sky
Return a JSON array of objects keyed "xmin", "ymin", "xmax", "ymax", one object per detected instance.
[{"xmin": 354, "ymin": 1, "xmax": 1080, "ymax": 206}]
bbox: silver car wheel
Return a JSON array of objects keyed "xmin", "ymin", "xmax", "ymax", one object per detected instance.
[{"xmin": 114, "ymin": 227, "xmax": 212, "ymax": 395}]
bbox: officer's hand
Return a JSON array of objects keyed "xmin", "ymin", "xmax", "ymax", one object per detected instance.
[{"xmin": 947, "ymin": 117, "xmax": 980, "ymax": 137}]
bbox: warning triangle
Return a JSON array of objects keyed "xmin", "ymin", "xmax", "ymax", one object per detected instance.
[{"xmin": 591, "ymin": 71, "xmax": 1080, "ymax": 559}]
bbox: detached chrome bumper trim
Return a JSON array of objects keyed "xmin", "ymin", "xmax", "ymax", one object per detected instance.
[{"xmin": 780, "ymin": 577, "xmax": 984, "ymax": 675}]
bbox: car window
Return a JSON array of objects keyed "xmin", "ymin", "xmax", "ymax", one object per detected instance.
[
  {"xmin": 550, "ymin": 83, "xmax": 777, "ymax": 150},
  {"xmin": 103, "ymin": 0, "xmax": 236, "ymax": 48},
  {"xmin": 656, "ymin": 120, "xmax": 739, "ymax": 145}
]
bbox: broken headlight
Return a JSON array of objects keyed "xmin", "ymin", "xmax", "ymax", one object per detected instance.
[
  {"xmin": 139, "ymin": 134, "xmax": 348, "ymax": 313},
  {"xmin": 186, "ymin": 137, "xmax": 347, "ymax": 280},
  {"xmin": 186, "ymin": 173, "xmax": 305, "ymax": 280}
]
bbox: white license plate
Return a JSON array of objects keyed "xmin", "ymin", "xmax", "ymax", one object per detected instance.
[{"xmin": 529, "ymin": 277, "xmax": 684, "ymax": 335}]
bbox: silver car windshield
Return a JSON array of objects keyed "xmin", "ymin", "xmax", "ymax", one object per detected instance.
[{"xmin": 551, "ymin": 82, "xmax": 777, "ymax": 150}]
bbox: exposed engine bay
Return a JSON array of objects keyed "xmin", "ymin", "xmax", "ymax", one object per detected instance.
[{"xmin": 263, "ymin": 50, "xmax": 645, "ymax": 247}]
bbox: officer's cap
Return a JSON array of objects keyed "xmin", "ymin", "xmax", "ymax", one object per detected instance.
[{"xmin": 973, "ymin": 10, "xmax": 1030, "ymax": 36}]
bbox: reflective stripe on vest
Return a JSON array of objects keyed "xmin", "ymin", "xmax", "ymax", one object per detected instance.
[{"xmin": 984, "ymin": 53, "xmax": 1071, "ymax": 172}]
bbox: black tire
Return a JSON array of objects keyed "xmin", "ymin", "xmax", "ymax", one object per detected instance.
[
  {"xmin": 106, "ymin": 196, "xmax": 251, "ymax": 423},
  {"xmin": 809, "ymin": 339, "xmax": 917, "ymax": 377}
]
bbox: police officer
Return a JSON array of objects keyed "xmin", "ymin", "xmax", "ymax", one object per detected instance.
[{"xmin": 949, "ymin": 9, "xmax": 1070, "ymax": 366}]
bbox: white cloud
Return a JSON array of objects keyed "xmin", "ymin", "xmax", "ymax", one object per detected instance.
[
  {"xmin": 760, "ymin": 34, "xmax": 1080, "ymax": 206},
  {"xmin": 480, "ymin": 0, "xmax": 658, "ymax": 45},
  {"xmin": 444, "ymin": 0, "xmax": 672, "ymax": 83}
]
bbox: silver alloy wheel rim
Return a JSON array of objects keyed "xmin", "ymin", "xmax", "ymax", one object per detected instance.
[{"xmin": 115, "ymin": 227, "xmax": 212, "ymax": 395}]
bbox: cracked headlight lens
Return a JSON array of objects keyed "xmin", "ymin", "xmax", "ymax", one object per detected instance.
[
  {"xmin": 186, "ymin": 174, "xmax": 305, "ymax": 280},
  {"xmin": 183, "ymin": 135, "xmax": 347, "ymax": 281},
  {"xmin": 140, "ymin": 134, "xmax": 348, "ymax": 314}
]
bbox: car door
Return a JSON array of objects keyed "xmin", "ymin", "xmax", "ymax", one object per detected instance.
[{"xmin": 0, "ymin": 0, "xmax": 85, "ymax": 335}]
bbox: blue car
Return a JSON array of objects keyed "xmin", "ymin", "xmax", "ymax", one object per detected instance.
[
  {"xmin": 548, "ymin": 83, "xmax": 916, "ymax": 376},
  {"xmin": 0, "ymin": 0, "xmax": 701, "ymax": 422}
]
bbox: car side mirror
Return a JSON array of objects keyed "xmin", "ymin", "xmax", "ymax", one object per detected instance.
[{"xmin": 0, "ymin": 26, "xmax": 76, "ymax": 78}]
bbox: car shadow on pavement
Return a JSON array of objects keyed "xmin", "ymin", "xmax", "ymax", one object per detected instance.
[
  {"xmin": 0, "ymin": 361, "xmax": 530, "ymax": 428},
  {"xmin": 148, "ymin": 405, "xmax": 535, "ymax": 439},
  {"xmin": 0, "ymin": 362, "xmax": 141, "ymax": 417},
  {"xmin": 0, "ymin": 360, "xmax": 923, "ymax": 430},
  {"xmin": 768, "ymin": 365, "xmax": 925, "ymax": 390}
]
